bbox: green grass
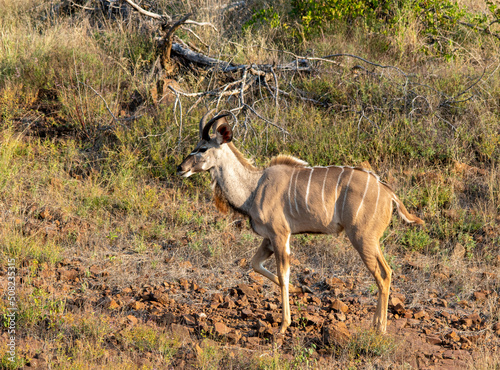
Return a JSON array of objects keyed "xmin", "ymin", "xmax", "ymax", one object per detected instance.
[{"xmin": 347, "ymin": 329, "xmax": 397, "ymax": 359}]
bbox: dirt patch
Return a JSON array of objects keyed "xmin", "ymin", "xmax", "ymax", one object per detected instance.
[{"xmin": 8, "ymin": 256, "xmax": 499, "ymax": 368}]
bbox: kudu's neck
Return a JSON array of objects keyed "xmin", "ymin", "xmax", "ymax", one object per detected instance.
[{"xmin": 210, "ymin": 143, "xmax": 262, "ymax": 214}]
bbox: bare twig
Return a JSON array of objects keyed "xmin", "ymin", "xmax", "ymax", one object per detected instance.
[
  {"xmin": 439, "ymin": 14, "xmax": 500, "ymax": 41},
  {"xmin": 170, "ymin": 87, "xmax": 184, "ymax": 149},
  {"xmin": 242, "ymin": 103, "xmax": 290, "ymax": 136},
  {"xmin": 270, "ymin": 66, "xmax": 279, "ymax": 124},
  {"xmin": 181, "ymin": 26, "xmax": 209, "ymax": 48},
  {"xmin": 200, "ymin": 1, "xmax": 245, "ymax": 13},
  {"xmin": 123, "ymin": 0, "xmax": 217, "ymax": 31},
  {"xmin": 78, "ymin": 81, "xmax": 126, "ymax": 129},
  {"xmin": 122, "ymin": 0, "xmax": 169, "ymax": 21},
  {"xmin": 184, "ymin": 20, "xmax": 218, "ymax": 32},
  {"xmin": 69, "ymin": 0, "xmax": 98, "ymax": 11}
]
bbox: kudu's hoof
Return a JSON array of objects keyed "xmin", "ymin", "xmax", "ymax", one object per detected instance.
[{"xmin": 301, "ymin": 285, "xmax": 313, "ymax": 294}]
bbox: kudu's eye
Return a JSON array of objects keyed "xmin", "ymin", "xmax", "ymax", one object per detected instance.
[{"xmin": 198, "ymin": 147, "xmax": 208, "ymax": 153}]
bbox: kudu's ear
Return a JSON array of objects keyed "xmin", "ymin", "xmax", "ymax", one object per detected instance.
[{"xmin": 216, "ymin": 122, "xmax": 233, "ymax": 145}]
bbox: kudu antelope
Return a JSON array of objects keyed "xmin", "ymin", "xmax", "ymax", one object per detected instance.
[{"xmin": 177, "ymin": 111, "xmax": 424, "ymax": 334}]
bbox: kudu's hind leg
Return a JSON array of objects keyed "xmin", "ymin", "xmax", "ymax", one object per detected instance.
[
  {"xmin": 351, "ymin": 238, "xmax": 392, "ymax": 333},
  {"xmin": 272, "ymin": 234, "xmax": 293, "ymax": 333},
  {"xmin": 251, "ymin": 238, "xmax": 310, "ymax": 294}
]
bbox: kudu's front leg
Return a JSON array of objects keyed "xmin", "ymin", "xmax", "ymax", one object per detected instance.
[
  {"xmin": 251, "ymin": 238, "xmax": 309, "ymax": 294},
  {"xmin": 251, "ymin": 236, "xmax": 294, "ymax": 333}
]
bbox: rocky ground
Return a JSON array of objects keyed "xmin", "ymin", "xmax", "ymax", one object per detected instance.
[{"xmin": 9, "ymin": 253, "xmax": 499, "ymax": 369}]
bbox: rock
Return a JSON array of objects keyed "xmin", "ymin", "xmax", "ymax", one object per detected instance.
[
  {"xmin": 446, "ymin": 331, "xmax": 460, "ymax": 343},
  {"xmin": 236, "ymin": 295, "xmax": 249, "ymax": 307},
  {"xmin": 326, "ymin": 277, "xmax": 344, "ymax": 288},
  {"xmin": 267, "ymin": 302, "xmax": 278, "ymax": 311},
  {"xmin": 265, "ymin": 312, "xmax": 280, "ymax": 324},
  {"xmin": 129, "ymin": 300, "xmax": 145, "ymax": 310},
  {"xmin": 39, "ymin": 208, "xmax": 52, "ymax": 220},
  {"xmin": 452, "ymin": 243, "xmax": 466, "ymax": 259},
  {"xmin": 179, "ymin": 279, "xmax": 190, "ymax": 290},
  {"xmin": 226, "ymin": 330, "xmax": 241, "ymax": 344},
  {"xmin": 330, "ymin": 299, "xmax": 349, "ymax": 313},
  {"xmin": 443, "ymin": 350, "xmax": 455, "ymax": 359},
  {"xmin": 394, "ymin": 318, "xmax": 407, "ymax": 330},
  {"xmin": 391, "ymin": 299, "xmax": 406, "ymax": 315},
  {"xmin": 196, "ymin": 312, "xmax": 207, "ymax": 322},
  {"xmin": 462, "ymin": 318, "xmax": 473, "ymax": 327},
  {"xmin": 57, "ymin": 268, "xmax": 78, "ymax": 281},
  {"xmin": 222, "ymin": 299, "xmax": 236, "ymax": 309},
  {"xmin": 237, "ymin": 258, "xmax": 247, "ymax": 268},
  {"xmin": 152, "ymin": 292, "xmax": 169, "ymax": 305},
  {"xmin": 322, "ymin": 322, "xmax": 351, "ymax": 347},
  {"xmin": 414, "ymin": 310, "xmax": 429, "ymax": 320},
  {"xmin": 304, "ymin": 313, "xmax": 324, "ymax": 327},
  {"xmin": 310, "ymin": 296, "xmax": 321, "ymax": 305},
  {"xmin": 248, "ymin": 271, "xmax": 264, "ymax": 284},
  {"xmin": 214, "ymin": 322, "xmax": 231, "ymax": 336},
  {"xmin": 171, "ymin": 324, "xmax": 192, "ymax": 343},
  {"xmin": 89, "ymin": 265, "xmax": 102, "ymax": 276},
  {"xmin": 107, "ymin": 299, "xmax": 120, "ymax": 310},
  {"xmin": 211, "ymin": 293, "xmax": 223, "ymax": 308},
  {"xmin": 241, "ymin": 309, "xmax": 253, "ymax": 319},
  {"xmin": 246, "ymin": 337, "xmax": 261, "ymax": 347},
  {"xmin": 473, "ymin": 291, "xmax": 487, "ymax": 302},
  {"xmin": 182, "ymin": 314, "xmax": 196, "ymax": 326},
  {"xmin": 407, "ymin": 319, "xmax": 420, "ymax": 328},
  {"xmin": 255, "ymin": 319, "xmax": 269, "ymax": 332},
  {"xmin": 389, "ymin": 296, "xmax": 404, "ymax": 307},
  {"xmin": 178, "ymin": 260, "xmax": 192, "ymax": 269},
  {"xmin": 492, "ymin": 322, "xmax": 500, "ymax": 335},
  {"xmin": 433, "ymin": 272, "xmax": 449, "ymax": 281},
  {"xmin": 438, "ymin": 299, "xmax": 448, "ymax": 308},
  {"xmin": 237, "ymin": 284, "xmax": 257, "ymax": 298},
  {"xmin": 426, "ymin": 335, "xmax": 442, "ymax": 345},
  {"xmin": 157, "ymin": 312, "xmax": 176, "ymax": 326},
  {"xmin": 335, "ymin": 312, "xmax": 346, "ymax": 322},
  {"xmin": 122, "ymin": 287, "xmax": 133, "ymax": 295},
  {"xmin": 127, "ymin": 315, "xmax": 138, "ymax": 326}
]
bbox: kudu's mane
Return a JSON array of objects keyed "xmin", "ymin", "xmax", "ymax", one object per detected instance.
[
  {"xmin": 269, "ymin": 155, "xmax": 309, "ymax": 168},
  {"xmin": 227, "ymin": 143, "xmax": 258, "ymax": 171}
]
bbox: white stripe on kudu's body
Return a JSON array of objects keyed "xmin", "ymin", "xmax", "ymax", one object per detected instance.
[
  {"xmin": 293, "ymin": 170, "xmax": 300, "ymax": 214},
  {"xmin": 321, "ymin": 167, "xmax": 329, "ymax": 219},
  {"xmin": 288, "ymin": 168, "xmax": 295, "ymax": 216},
  {"xmin": 341, "ymin": 168, "xmax": 355, "ymax": 219},
  {"xmin": 177, "ymin": 111, "xmax": 424, "ymax": 335},
  {"xmin": 305, "ymin": 168, "xmax": 314, "ymax": 212},
  {"xmin": 333, "ymin": 167, "xmax": 345, "ymax": 221},
  {"xmin": 355, "ymin": 172, "xmax": 371, "ymax": 221}
]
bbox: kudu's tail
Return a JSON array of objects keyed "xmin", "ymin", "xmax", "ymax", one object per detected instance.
[{"xmin": 393, "ymin": 195, "xmax": 424, "ymax": 225}]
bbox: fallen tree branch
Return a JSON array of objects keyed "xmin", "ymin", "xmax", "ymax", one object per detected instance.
[
  {"xmin": 163, "ymin": 13, "xmax": 191, "ymax": 68},
  {"xmin": 170, "ymin": 43, "xmax": 312, "ymax": 73}
]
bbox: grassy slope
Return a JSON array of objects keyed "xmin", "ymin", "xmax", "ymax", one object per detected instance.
[{"xmin": 0, "ymin": 0, "xmax": 499, "ymax": 368}]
